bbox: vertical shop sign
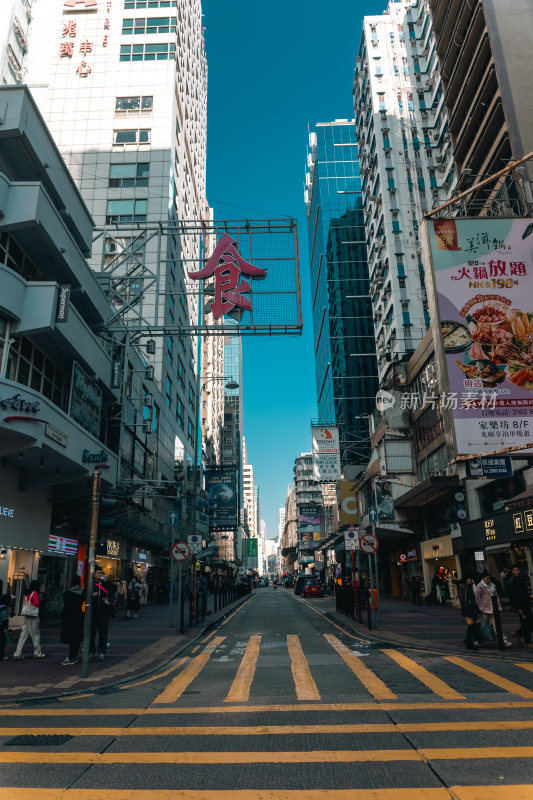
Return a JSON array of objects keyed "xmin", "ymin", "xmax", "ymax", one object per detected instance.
[{"xmin": 311, "ymin": 425, "xmax": 341, "ymax": 481}]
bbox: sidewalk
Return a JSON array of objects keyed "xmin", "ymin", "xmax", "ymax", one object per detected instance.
[
  {"xmin": 0, "ymin": 592, "xmax": 250, "ymax": 703},
  {"xmin": 318, "ymin": 592, "xmax": 533, "ymax": 659}
]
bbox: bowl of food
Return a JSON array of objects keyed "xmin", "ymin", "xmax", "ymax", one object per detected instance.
[
  {"xmin": 455, "ymin": 358, "xmax": 505, "ymax": 386},
  {"xmin": 467, "ymin": 301, "xmax": 508, "ymax": 326},
  {"xmin": 441, "ymin": 321, "xmax": 472, "ymax": 352},
  {"xmin": 506, "ymin": 361, "xmax": 533, "ymax": 389}
]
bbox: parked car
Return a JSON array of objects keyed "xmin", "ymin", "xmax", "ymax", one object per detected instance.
[
  {"xmin": 284, "ymin": 577, "xmax": 294, "ymax": 588},
  {"xmin": 294, "ymin": 575, "xmax": 308, "ymax": 595},
  {"xmin": 303, "ymin": 579, "xmax": 323, "ymax": 598}
]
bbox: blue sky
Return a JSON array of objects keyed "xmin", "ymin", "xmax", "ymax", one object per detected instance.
[{"xmin": 203, "ymin": 0, "xmax": 385, "ymax": 541}]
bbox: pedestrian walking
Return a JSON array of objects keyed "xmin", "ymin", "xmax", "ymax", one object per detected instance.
[
  {"xmin": 475, "ymin": 571, "xmax": 512, "ymax": 647},
  {"xmin": 60, "ymin": 575, "xmax": 85, "ymax": 665},
  {"xmin": 0, "ymin": 593, "xmax": 10, "ymax": 661},
  {"xmin": 89, "ymin": 565, "xmax": 115, "ymax": 661},
  {"xmin": 126, "ymin": 574, "xmax": 141, "ymax": 619},
  {"xmin": 409, "ymin": 575, "xmax": 422, "ymax": 605},
  {"xmin": 507, "ymin": 565, "xmax": 533, "ymax": 649},
  {"xmin": 13, "ymin": 580, "xmax": 46, "ymax": 660},
  {"xmin": 457, "ymin": 576, "xmax": 480, "ymax": 651}
]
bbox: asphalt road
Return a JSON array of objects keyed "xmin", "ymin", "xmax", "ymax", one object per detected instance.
[{"xmin": 1, "ymin": 586, "xmax": 533, "ymax": 799}]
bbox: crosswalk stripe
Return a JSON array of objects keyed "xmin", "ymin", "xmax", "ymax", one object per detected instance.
[
  {"xmin": 2, "ymin": 747, "xmax": 533, "ymax": 764},
  {"xmin": 517, "ymin": 663, "xmax": 533, "ymax": 674},
  {"xmin": 445, "ymin": 655, "xmax": 533, "ymax": 698},
  {"xmin": 2, "ymin": 720, "xmax": 533, "ymax": 736},
  {"xmin": 287, "ymin": 635, "xmax": 320, "ymax": 701},
  {"xmin": 324, "ymin": 634, "xmax": 397, "ymax": 700},
  {"xmin": 152, "ymin": 636, "xmax": 225, "ymax": 704},
  {"xmin": 120, "ymin": 658, "xmax": 188, "ymax": 690},
  {"xmin": 381, "ymin": 649, "xmax": 465, "ymax": 699},
  {"xmin": 224, "ymin": 635, "xmax": 261, "ymax": 703},
  {"xmin": 0, "ymin": 788, "xmax": 464, "ymax": 799}
]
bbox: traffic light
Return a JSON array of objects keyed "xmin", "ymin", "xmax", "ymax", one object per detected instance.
[{"xmin": 99, "ymin": 496, "xmax": 118, "ymax": 529}]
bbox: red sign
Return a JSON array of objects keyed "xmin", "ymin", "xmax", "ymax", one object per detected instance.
[
  {"xmin": 399, "ymin": 547, "xmax": 418, "ymax": 563},
  {"xmin": 171, "ymin": 540, "xmax": 190, "ymax": 562},
  {"xmin": 64, "ymin": 0, "xmax": 97, "ymax": 7},
  {"xmin": 359, "ymin": 533, "xmax": 379, "ymax": 554},
  {"xmin": 188, "ymin": 233, "xmax": 266, "ymax": 320}
]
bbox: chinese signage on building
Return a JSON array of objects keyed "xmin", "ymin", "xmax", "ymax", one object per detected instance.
[
  {"xmin": 462, "ymin": 505, "xmax": 533, "ymax": 549},
  {"xmin": 48, "ymin": 535, "xmax": 78, "ymax": 555},
  {"xmin": 426, "ymin": 218, "xmax": 533, "ymax": 455},
  {"xmin": 311, "ymin": 425, "xmax": 341, "ymax": 481},
  {"xmin": 69, "ymin": 362, "xmax": 102, "ymax": 439},
  {"xmin": 465, "ymin": 456, "xmax": 513, "ymax": 478},
  {"xmin": 246, "ymin": 538, "xmax": 258, "ymax": 558},
  {"xmin": 188, "ymin": 233, "xmax": 266, "ymax": 321}
]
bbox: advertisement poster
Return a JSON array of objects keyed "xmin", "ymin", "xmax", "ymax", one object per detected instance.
[
  {"xmin": 206, "ymin": 469, "xmax": 238, "ymax": 529},
  {"xmin": 299, "ymin": 504, "xmax": 322, "ymax": 549},
  {"xmin": 311, "ymin": 425, "xmax": 341, "ymax": 481},
  {"xmin": 374, "ymin": 480, "xmax": 394, "ymax": 520},
  {"xmin": 339, "ymin": 480, "xmax": 362, "ymax": 526},
  {"xmin": 427, "ymin": 218, "xmax": 533, "ymax": 455}
]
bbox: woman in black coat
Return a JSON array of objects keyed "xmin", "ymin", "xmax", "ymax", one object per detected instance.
[
  {"xmin": 458, "ymin": 575, "xmax": 480, "ymax": 651},
  {"xmin": 60, "ymin": 575, "xmax": 85, "ymax": 665}
]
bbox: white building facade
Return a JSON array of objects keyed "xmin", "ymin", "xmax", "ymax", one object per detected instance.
[
  {"xmin": 353, "ymin": 0, "xmax": 454, "ymax": 384},
  {"xmin": 0, "ymin": 0, "xmax": 34, "ymax": 85}
]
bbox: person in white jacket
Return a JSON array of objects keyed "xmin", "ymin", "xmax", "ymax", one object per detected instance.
[{"xmin": 475, "ymin": 571, "xmax": 512, "ymax": 647}]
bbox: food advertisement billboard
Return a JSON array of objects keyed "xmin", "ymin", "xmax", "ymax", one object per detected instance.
[{"xmin": 426, "ymin": 218, "xmax": 533, "ymax": 455}]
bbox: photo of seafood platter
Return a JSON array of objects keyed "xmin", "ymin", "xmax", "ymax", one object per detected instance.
[{"xmin": 444, "ymin": 301, "xmax": 533, "ymax": 390}]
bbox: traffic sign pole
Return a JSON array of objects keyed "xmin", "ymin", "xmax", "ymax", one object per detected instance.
[
  {"xmin": 169, "ymin": 554, "xmax": 175, "ymax": 627},
  {"xmin": 371, "ymin": 516, "xmax": 378, "ymax": 627}
]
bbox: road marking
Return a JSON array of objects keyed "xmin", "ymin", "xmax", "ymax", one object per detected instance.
[
  {"xmin": 120, "ymin": 658, "xmax": 188, "ymax": 690},
  {"xmin": 381, "ymin": 649, "xmax": 465, "ymax": 700},
  {"xmin": 152, "ymin": 636, "xmax": 225, "ymax": 704},
  {"xmin": 224, "ymin": 635, "xmax": 261, "ymax": 703},
  {"xmin": 445, "ymin": 656, "xmax": 533, "ymax": 698},
  {"xmin": 287, "ymin": 635, "xmax": 320, "ymax": 701},
  {"xmin": 2, "ymin": 720, "xmax": 533, "ymax": 737},
  {"xmin": 517, "ymin": 663, "xmax": 533, "ymax": 673},
  {"xmin": 0, "ymin": 788, "xmax": 461, "ymax": 799},
  {"xmin": 301, "ymin": 599, "xmax": 367, "ymax": 642},
  {"xmin": 324, "ymin": 634, "xmax": 396, "ymax": 700},
  {"xmin": 2, "ymin": 747, "xmax": 533, "ymax": 764},
  {"xmin": 191, "ymin": 646, "xmax": 200, "ymax": 654}
]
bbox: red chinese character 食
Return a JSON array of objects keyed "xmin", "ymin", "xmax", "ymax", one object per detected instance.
[
  {"xmin": 103, "ymin": 35, "xmax": 108, "ymax": 46},
  {"xmin": 76, "ymin": 60, "xmax": 92, "ymax": 76},
  {"xmin": 104, "ymin": 18, "xmax": 110, "ymax": 29},
  {"xmin": 62, "ymin": 21, "xmax": 77, "ymax": 37},
  {"xmin": 59, "ymin": 42, "xmax": 74, "ymax": 58},
  {"xmin": 188, "ymin": 233, "xmax": 267, "ymax": 320},
  {"xmin": 79, "ymin": 40, "xmax": 93, "ymax": 55}
]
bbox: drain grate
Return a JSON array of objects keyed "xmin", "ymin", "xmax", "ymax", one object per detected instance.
[{"xmin": 5, "ymin": 734, "xmax": 73, "ymax": 746}]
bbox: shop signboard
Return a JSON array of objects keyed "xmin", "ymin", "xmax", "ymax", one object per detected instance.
[
  {"xmin": 465, "ymin": 456, "xmax": 513, "ymax": 478},
  {"xmin": 425, "ymin": 217, "xmax": 533, "ymax": 455},
  {"xmin": 69, "ymin": 362, "xmax": 102, "ymax": 439},
  {"xmin": 311, "ymin": 425, "xmax": 341, "ymax": 481},
  {"xmin": 206, "ymin": 469, "xmax": 238, "ymax": 530},
  {"xmin": 461, "ymin": 505, "xmax": 533, "ymax": 549},
  {"xmin": 339, "ymin": 480, "xmax": 362, "ymax": 526},
  {"xmin": 399, "ymin": 546, "xmax": 418, "ymax": 563},
  {"xmin": 299, "ymin": 555, "xmax": 314, "ymax": 564},
  {"xmin": 246, "ymin": 538, "xmax": 258, "ymax": 557},
  {"xmin": 96, "ymin": 537, "xmax": 127, "ymax": 559},
  {"xmin": 48, "ymin": 534, "xmax": 78, "ymax": 555}
]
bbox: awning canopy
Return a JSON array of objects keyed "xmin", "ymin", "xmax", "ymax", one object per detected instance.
[
  {"xmin": 506, "ymin": 487, "xmax": 533, "ymax": 510},
  {"xmin": 394, "ymin": 476, "xmax": 459, "ymax": 509}
]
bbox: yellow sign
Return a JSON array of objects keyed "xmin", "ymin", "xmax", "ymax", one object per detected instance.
[{"xmin": 339, "ymin": 481, "xmax": 361, "ymax": 526}]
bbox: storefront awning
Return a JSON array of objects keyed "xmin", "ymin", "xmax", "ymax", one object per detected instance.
[
  {"xmin": 506, "ymin": 487, "xmax": 533, "ymax": 510},
  {"xmin": 394, "ymin": 476, "xmax": 459, "ymax": 509}
]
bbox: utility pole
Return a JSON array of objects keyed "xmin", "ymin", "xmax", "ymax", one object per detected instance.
[{"xmin": 81, "ymin": 469, "xmax": 101, "ymax": 678}]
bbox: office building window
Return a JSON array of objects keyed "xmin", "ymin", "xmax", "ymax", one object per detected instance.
[
  {"xmin": 120, "ymin": 42, "xmax": 175, "ymax": 61},
  {"xmin": 167, "ymin": 336, "xmax": 173, "ymax": 364},
  {"xmin": 115, "ymin": 95, "xmax": 153, "ymax": 113},
  {"xmin": 189, "ymin": 385, "xmax": 195, "ymax": 411},
  {"xmin": 109, "ymin": 162, "xmax": 149, "ymax": 187},
  {"xmin": 113, "ymin": 129, "xmax": 150, "ymax": 145},
  {"xmin": 122, "ymin": 17, "xmax": 175, "ymax": 34},
  {"xmin": 188, "ymin": 420, "xmax": 194, "ymax": 447},
  {"xmin": 106, "ymin": 199, "xmax": 147, "ymax": 223},
  {"xmin": 176, "ymin": 398, "xmax": 184, "ymax": 429},
  {"xmin": 124, "ymin": 0, "xmax": 176, "ymax": 8},
  {"xmin": 165, "ymin": 377, "xmax": 172, "ymax": 407},
  {"xmin": 1, "ymin": 330, "xmax": 68, "ymax": 411},
  {"xmin": 177, "ymin": 357, "xmax": 185, "ymax": 389}
]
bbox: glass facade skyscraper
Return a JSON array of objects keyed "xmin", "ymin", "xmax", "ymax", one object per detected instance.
[{"xmin": 305, "ymin": 120, "xmax": 378, "ymax": 467}]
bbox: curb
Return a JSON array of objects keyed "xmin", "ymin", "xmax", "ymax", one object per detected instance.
[{"xmin": 3, "ymin": 593, "xmax": 253, "ymax": 706}]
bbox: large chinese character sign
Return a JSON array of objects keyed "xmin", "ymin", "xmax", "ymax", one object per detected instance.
[
  {"xmin": 425, "ymin": 217, "xmax": 533, "ymax": 454},
  {"xmin": 311, "ymin": 425, "xmax": 341, "ymax": 481},
  {"xmin": 188, "ymin": 233, "xmax": 267, "ymax": 321}
]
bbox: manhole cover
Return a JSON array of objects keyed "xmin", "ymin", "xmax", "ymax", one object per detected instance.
[{"xmin": 6, "ymin": 734, "xmax": 73, "ymax": 746}]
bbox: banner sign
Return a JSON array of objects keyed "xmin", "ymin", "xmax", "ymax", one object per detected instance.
[
  {"xmin": 246, "ymin": 538, "xmax": 258, "ymax": 557},
  {"xmin": 56, "ymin": 284, "xmax": 71, "ymax": 323},
  {"xmin": 206, "ymin": 469, "xmax": 238, "ymax": 530},
  {"xmin": 48, "ymin": 535, "xmax": 78, "ymax": 555},
  {"xmin": 465, "ymin": 456, "xmax": 513, "ymax": 478},
  {"xmin": 339, "ymin": 480, "xmax": 362, "ymax": 526},
  {"xmin": 311, "ymin": 425, "xmax": 341, "ymax": 481},
  {"xmin": 69, "ymin": 362, "xmax": 102, "ymax": 439},
  {"xmin": 426, "ymin": 218, "xmax": 533, "ymax": 455}
]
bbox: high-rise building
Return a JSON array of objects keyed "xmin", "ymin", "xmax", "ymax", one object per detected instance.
[
  {"xmin": 0, "ymin": 0, "xmax": 34, "ymax": 85},
  {"xmin": 353, "ymin": 0, "xmax": 454, "ymax": 385},
  {"xmin": 305, "ymin": 120, "xmax": 378, "ymax": 466},
  {"xmin": 428, "ymin": 0, "xmax": 533, "ymax": 209},
  {"xmin": 25, "ymin": 0, "xmax": 208, "ymax": 472},
  {"xmin": 243, "ymin": 461, "xmax": 256, "ymax": 538},
  {"xmin": 278, "ymin": 507, "xmax": 285, "ymax": 541}
]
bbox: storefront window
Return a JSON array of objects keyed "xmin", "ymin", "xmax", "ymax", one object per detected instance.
[{"xmin": 478, "ymin": 474, "xmax": 526, "ymax": 516}]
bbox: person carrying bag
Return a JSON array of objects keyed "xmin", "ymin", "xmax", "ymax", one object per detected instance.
[{"xmin": 13, "ymin": 580, "xmax": 46, "ymax": 660}]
